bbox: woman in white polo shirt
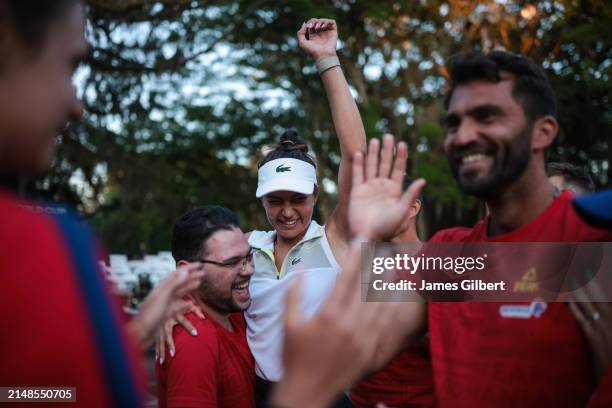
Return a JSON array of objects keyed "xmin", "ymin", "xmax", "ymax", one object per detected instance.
[
  {"xmin": 247, "ymin": 19, "xmax": 364, "ymax": 407},
  {"xmin": 158, "ymin": 18, "xmax": 364, "ymax": 407}
]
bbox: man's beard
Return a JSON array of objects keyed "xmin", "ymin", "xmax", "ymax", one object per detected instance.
[
  {"xmin": 449, "ymin": 123, "xmax": 533, "ymax": 200},
  {"xmin": 198, "ymin": 282, "xmax": 248, "ymax": 314}
]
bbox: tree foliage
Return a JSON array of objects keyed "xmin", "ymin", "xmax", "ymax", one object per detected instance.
[{"xmin": 24, "ymin": 0, "xmax": 612, "ymax": 256}]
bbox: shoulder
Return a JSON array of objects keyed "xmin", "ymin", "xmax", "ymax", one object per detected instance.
[
  {"xmin": 0, "ymin": 194, "xmax": 62, "ymax": 239},
  {"xmin": 229, "ymin": 313, "xmax": 248, "ymax": 332},
  {"xmin": 168, "ymin": 314, "xmax": 222, "ymax": 379},
  {"xmin": 173, "ymin": 313, "xmax": 220, "ymax": 355},
  {"xmin": 0, "ymin": 195, "xmax": 97, "ymax": 273},
  {"xmin": 547, "ymin": 191, "xmax": 612, "ymax": 241},
  {"xmin": 429, "ymin": 226, "xmax": 476, "ymax": 243},
  {"xmin": 248, "ymin": 229, "xmax": 274, "ymax": 247}
]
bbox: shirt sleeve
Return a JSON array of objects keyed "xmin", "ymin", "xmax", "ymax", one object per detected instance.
[{"xmin": 165, "ymin": 321, "xmax": 219, "ymax": 408}]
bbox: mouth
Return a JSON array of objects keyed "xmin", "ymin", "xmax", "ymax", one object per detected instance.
[
  {"xmin": 232, "ymin": 280, "xmax": 251, "ymax": 301},
  {"xmin": 456, "ymin": 152, "xmax": 492, "ymax": 173},
  {"xmin": 232, "ymin": 280, "xmax": 250, "ymax": 290},
  {"xmin": 278, "ymin": 219, "xmax": 299, "ymax": 229}
]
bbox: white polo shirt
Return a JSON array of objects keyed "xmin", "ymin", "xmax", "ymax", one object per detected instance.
[{"xmin": 246, "ymin": 220, "xmax": 341, "ymax": 381}]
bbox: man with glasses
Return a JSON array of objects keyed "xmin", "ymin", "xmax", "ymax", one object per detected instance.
[{"xmin": 157, "ymin": 205, "xmax": 256, "ymax": 408}]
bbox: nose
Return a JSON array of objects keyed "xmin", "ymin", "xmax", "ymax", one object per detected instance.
[
  {"xmin": 240, "ymin": 258, "xmax": 254, "ymax": 277},
  {"xmin": 454, "ymin": 119, "xmax": 479, "ymax": 146},
  {"xmin": 280, "ymin": 203, "xmax": 295, "ymax": 218}
]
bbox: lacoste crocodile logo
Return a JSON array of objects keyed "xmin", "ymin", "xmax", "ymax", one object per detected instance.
[
  {"xmin": 276, "ymin": 164, "xmax": 291, "ymax": 173},
  {"xmin": 291, "ymin": 257, "xmax": 301, "ymax": 266}
]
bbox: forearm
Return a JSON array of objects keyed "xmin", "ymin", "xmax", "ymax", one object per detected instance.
[
  {"xmin": 365, "ymin": 301, "xmax": 427, "ymax": 375},
  {"xmin": 320, "ymin": 65, "xmax": 367, "ymax": 157},
  {"xmin": 125, "ymin": 317, "xmax": 152, "ymax": 351}
]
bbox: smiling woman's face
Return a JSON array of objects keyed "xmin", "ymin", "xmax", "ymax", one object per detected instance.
[{"xmin": 261, "ymin": 190, "xmax": 317, "ymax": 242}]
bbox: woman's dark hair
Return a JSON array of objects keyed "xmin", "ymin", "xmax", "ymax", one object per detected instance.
[
  {"xmin": 2, "ymin": 0, "xmax": 81, "ymax": 49},
  {"xmin": 258, "ymin": 129, "xmax": 316, "ymax": 169}
]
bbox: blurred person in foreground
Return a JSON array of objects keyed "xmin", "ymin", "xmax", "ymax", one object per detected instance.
[
  {"xmin": 157, "ymin": 206, "xmax": 255, "ymax": 408},
  {"xmin": 350, "ymin": 176, "xmax": 434, "ymax": 408},
  {"xmin": 0, "ymin": 1, "xmax": 203, "ymax": 406}
]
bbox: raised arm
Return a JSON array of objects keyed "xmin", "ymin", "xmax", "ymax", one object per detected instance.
[{"xmin": 297, "ymin": 19, "xmax": 367, "ymax": 255}]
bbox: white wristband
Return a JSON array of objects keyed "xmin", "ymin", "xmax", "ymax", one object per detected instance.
[{"xmin": 316, "ymin": 56, "xmax": 340, "ymax": 75}]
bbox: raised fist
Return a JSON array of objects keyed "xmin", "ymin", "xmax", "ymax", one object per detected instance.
[{"xmin": 297, "ymin": 18, "xmax": 338, "ymax": 60}]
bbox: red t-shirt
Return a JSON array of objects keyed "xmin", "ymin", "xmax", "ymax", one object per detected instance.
[
  {"xmin": 351, "ymin": 337, "xmax": 434, "ymax": 408},
  {"xmin": 428, "ymin": 191, "xmax": 612, "ymax": 407},
  {"xmin": 0, "ymin": 193, "xmax": 145, "ymax": 407},
  {"xmin": 157, "ymin": 312, "xmax": 255, "ymax": 408},
  {"xmin": 589, "ymin": 367, "xmax": 612, "ymax": 407}
]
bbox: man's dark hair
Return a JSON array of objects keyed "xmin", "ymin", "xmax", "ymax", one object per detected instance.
[
  {"xmin": 171, "ymin": 206, "xmax": 240, "ymax": 263},
  {"xmin": 444, "ymin": 51, "xmax": 556, "ymax": 122},
  {"xmin": 547, "ymin": 162, "xmax": 595, "ymax": 193},
  {"xmin": 1, "ymin": 0, "xmax": 81, "ymax": 49}
]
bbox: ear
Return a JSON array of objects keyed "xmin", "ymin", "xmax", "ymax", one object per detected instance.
[
  {"xmin": 531, "ymin": 115, "xmax": 558, "ymax": 152},
  {"xmin": 177, "ymin": 260, "xmax": 190, "ymax": 268},
  {"xmin": 409, "ymin": 198, "xmax": 422, "ymax": 219}
]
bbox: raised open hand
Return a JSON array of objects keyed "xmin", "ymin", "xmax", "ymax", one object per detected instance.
[
  {"xmin": 273, "ymin": 239, "xmax": 404, "ymax": 408},
  {"xmin": 297, "ymin": 18, "xmax": 338, "ymax": 60},
  {"xmin": 128, "ymin": 263, "xmax": 204, "ymax": 351},
  {"xmin": 349, "ymin": 134, "xmax": 425, "ymax": 241}
]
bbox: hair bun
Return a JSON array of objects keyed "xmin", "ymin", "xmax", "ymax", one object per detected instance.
[{"xmin": 278, "ymin": 129, "xmax": 308, "ymax": 153}]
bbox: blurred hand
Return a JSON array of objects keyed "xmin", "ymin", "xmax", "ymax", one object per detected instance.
[
  {"xmin": 297, "ymin": 18, "xmax": 338, "ymax": 60},
  {"xmin": 154, "ymin": 299, "xmax": 205, "ymax": 364},
  {"xmin": 349, "ymin": 134, "xmax": 425, "ymax": 241},
  {"xmin": 569, "ymin": 281, "xmax": 612, "ymax": 382},
  {"xmin": 127, "ymin": 263, "xmax": 204, "ymax": 351},
  {"xmin": 272, "ymin": 239, "xmax": 406, "ymax": 408}
]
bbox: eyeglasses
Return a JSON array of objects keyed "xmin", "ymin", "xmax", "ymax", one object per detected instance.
[{"xmin": 200, "ymin": 248, "xmax": 254, "ymax": 271}]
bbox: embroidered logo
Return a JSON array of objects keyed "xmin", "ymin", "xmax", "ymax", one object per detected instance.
[
  {"xmin": 513, "ymin": 267, "xmax": 539, "ymax": 293},
  {"xmin": 499, "ymin": 298, "xmax": 547, "ymax": 319},
  {"xmin": 276, "ymin": 164, "xmax": 291, "ymax": 173},
  {"xmin": 291, "ymin": 257, "xmax": 301, "ymax": 266}
]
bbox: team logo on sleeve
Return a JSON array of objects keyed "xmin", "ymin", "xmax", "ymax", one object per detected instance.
[{"xmin": 499, "ymin": 298, "xmax": 547, "ymax": 319}]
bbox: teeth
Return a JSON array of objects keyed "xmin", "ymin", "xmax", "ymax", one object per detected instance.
[
  {"xmin": 282, "ymin": 220, "xmax": 297, "ymax": 225},
  {"xmin": 461, "ymin": 154, "xmax": 486, "ymax": 164},
  {"xmin": 234, "ymin": 283, "xmax": 248, "ymax": 290}
]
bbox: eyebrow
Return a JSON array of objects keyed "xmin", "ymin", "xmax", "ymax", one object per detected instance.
[
  {"xmin": 467, "ymin": 104, "xmax": 505, "ymax": 117},
  {"xmin": 443, "ymin": 103, "xmax": 505, "ymax": 126},
  {"xmin": 220, "ymin": 248, "xmax": 253, "ymax": 263},
  {"xmin": 267, "ymin": 194, "xmax": 305, "ymax": 200}
]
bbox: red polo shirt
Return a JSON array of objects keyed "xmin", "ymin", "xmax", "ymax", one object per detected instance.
[
  {"xmin": 428, "ymin": 191, "xmax": 612, "ymax": 407},
  {"xmin": 157, "ymin": 312, "xmax": 255, "ymax": 408}
]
